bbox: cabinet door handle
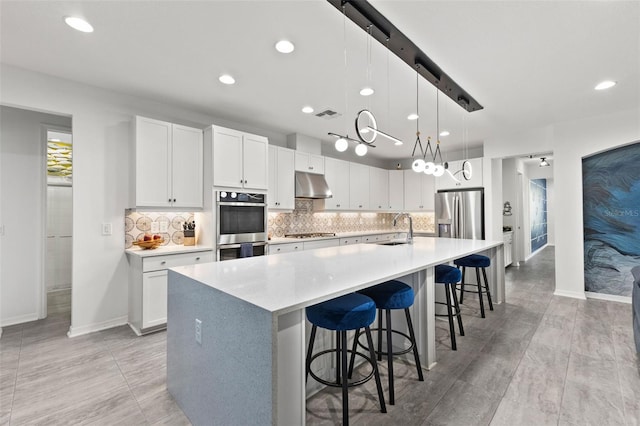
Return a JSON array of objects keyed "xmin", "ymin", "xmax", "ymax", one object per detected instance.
[
  {"xmin": 244, "ymin": 180, "xmax": 248, "ymax": 184},
  {"xmin": 309, "ymin": 166, "xmax": 313, "ymax": 170},
  {"xmin": 359, "ymin": 205, "xmax": 362, "ymax": 208},
  {"xmin": 173, "ymin": 198, "xmax": 176, "ymax": 203},
  {"xmin": 168, "ymin": 199, "xmax": 171, "ymax": 202},
  {"xmin": 161, "ymin": 261, "xmax": 166, "ymax": 265},
  {"xmin": 195, "ymin": 257, "xmax": 200, "ymax": 261}
]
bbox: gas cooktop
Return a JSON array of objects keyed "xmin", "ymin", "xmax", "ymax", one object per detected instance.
[{"xmin": 284, "ymin": 232, "xmax": 337, "ymax": 239}]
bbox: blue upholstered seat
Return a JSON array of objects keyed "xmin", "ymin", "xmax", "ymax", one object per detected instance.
[
  {"xmin": 435, "ymin": 264, "xmax": 462, "ymax": 284},
  {"xmin": 358, "ymin": 280, "xmax": 414, "ymax": 310},
  {"xmin": 306, "ymin": 293, "xmax": 376, "ymax": 331},
  {"xmin": 454, "ymin": 254, "xmax": 490, "ymax": 268}
]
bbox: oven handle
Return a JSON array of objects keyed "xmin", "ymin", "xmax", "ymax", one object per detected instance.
[
  {"xmin": 217, "ymin": 201, "xmax": 267, "ymax": 207},
  {"xmin": 217, "ymin": 242, "xmax": 268, "ymax": 249}
]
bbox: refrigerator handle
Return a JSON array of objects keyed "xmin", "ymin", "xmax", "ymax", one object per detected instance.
[{"xmin": 453, "ymin": 195, "xmax": 459, "ymax": 238}]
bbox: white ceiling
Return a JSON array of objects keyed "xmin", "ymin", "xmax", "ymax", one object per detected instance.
[{"xmin": 1, "ymin": 1, "xmax": 638, "ymax": 161}]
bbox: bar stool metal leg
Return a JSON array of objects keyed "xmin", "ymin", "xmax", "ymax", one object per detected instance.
[
  {"xmin": 364, "ymin": 326, "xmax": 387, "ymax": 414},
  {"xmin": 475, "ymin": 267, "xmax": 486, "ymax": 318},
  {"xmin": 385, "ymin": 309, "xmax": 394, "ymax": 404},
  {"xmin": 340, "ymin": 330, "xmax": 349, "ymax": 426},
  {"xmin": 459, "ymin": 267, "xmax": 466, "ymax": 304},
  {"xmin": 443, "ymin": 282, "xmax": 457, "ymax": 350},
  {"xmin": 451, "ymin": 284, "xmax": 465, "ymax": 336},
  {"xmin": 404, "ymin": 308, "xmax": 424, "ymax": 381},
  {"xmin": 482, "ymin": 268, "xmax": 494, "ymax": 310},
  {"xmin": 305, "ymin": 325, "xmax": 317, "ymax": 383}
]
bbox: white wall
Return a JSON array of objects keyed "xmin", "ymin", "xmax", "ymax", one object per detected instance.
[
  {"xmin": 0, "ymin": 105, "xmax": 71, "ymax": 325},
  {"xmin": 0, "ymin": 64, "xmax": 290, "ymax": 334},
  {"xmin": 485, "ymin": 107, "xmax": 640, "ymax": 299}
]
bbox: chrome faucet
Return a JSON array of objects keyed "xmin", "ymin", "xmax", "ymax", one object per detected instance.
[{"xmin": 393, "ymin": 212, "xmax": 413, "ymax": 244}]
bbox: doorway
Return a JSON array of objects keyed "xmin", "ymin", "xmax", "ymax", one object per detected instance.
[
  {"xmin": 45, "ymin": 129, "xmax": 73, "ymax": 317},
  {"xmin": 0, "ymin": 105, "xmax": 71, "ymax": 329}
]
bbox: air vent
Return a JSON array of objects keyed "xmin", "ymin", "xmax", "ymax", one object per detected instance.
[{"xmin": 315, "ymin": 109, "xmax": 342, "ymax": 120}]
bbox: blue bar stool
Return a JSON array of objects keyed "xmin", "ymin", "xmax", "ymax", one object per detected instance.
[
  {"xmin": 454, "ymin": 254, "xmax": 494, "ymax": 318},
  {"xmin": 349, "ymin": 280, "xmax": 424, "ymax": 405},
  {"xmin": 306, "ymin": 293, "xmax": 387, "ymax": 425},
  {"xmin": 435, "ymin": 265, "xmax": 464, "ymax": 350}
]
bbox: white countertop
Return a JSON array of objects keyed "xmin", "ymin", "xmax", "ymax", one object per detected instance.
[
  {"xmin": 171, "ymin": 237, "xmax": 501, "ymax": 315},
  {"xmin": 125, "ymin": 244, "xmax": 214, "ymax": 258}
]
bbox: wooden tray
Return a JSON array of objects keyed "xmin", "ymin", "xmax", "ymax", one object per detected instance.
[{"xmin": 133, "ymin": 238, "xmax": 164, "ymax": 249}]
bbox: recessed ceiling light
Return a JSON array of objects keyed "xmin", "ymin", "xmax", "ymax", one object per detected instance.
[
  {"xmin": 595, "ymin": 80, "xmax": 616, "ymax": 90},
  {"xmin": 49, "ymin": 138, "xmax": 61, "ymax": 142},
  {"xmin": 301, "ymin": 106, "xmax": 314, "ymax": 114},
  {"xmin": 64, "ymin": 16, "xmax": 94, "ymax": 33},
  {"xmin": 275, "ymin": 40, "xmax": 295, "ymax": 54},
  {"xmin": 360, "ymin": 87, "xmax": 374, "ymax": 96},
  {"xmin": 219, "ymin": 74, "xmax": 236, "ymax": 85},
  {"xmin": 407, "ymin": 113, "xmax": 419, "ymax": 120},
  {"xmin": 439, "ymin": 130, "xmax": 450, "ymax": 137}
]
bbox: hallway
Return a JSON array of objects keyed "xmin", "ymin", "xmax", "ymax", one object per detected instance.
[{"xmin": 1, "ymin": 247, "xmax": 638, "ymax": 425}]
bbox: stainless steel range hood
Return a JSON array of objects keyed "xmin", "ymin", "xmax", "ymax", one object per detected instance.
[{"xmin": 295, "ymin": 171, "xmax": 333, "ymax": 199}]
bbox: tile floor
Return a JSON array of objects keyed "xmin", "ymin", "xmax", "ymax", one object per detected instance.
[{"xmin": 1, "ymin": 247, "xmax": 638, "ymax": 425}]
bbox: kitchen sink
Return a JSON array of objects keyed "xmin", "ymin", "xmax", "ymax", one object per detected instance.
[{"xmin": 376, "ymin": 241, "xmax": 408, "ymax": 246}]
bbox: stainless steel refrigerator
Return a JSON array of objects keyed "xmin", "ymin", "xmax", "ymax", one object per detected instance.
[{"xmin": 435, "ymin": 188, "xmax": 485, "ymax": 240}]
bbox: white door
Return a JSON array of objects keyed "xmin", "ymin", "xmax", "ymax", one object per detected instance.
[
  {"xmin": 242, "ymin": 134, "xmax": 268, "ymax": 190},
  {"xmin": 388, "ymin": 170, "xmax": 404, "ymax": 211},
  {"xmin": 142, "ymin": 270, "xmax": 168, "ymax": 329},
  {"xmin": 324, "ymin": 157, "xmax": 350, "ymax": 210},
  {"xmin": 369, "ymin": 167, "xmax": 389, "ymax": 211},
  {"xmin": 349, "ymin": 162, "xmax": 369, "ymax": 210},
  {"xmin": 276, "ymin": 147, "xmax": 295, "ymax": 210},
  {"xmin": 421, "ymin": 174, "xmax": 435, "ymax": 210},
  {"xmin": 136, "ymin": 116, "xmax": 171, "ymax": 207},
  {"xmin": 212, "ymin": 126, "xmax": 244, "ymax": 188},
  {"xmin": 171, "ymin": 124, "xmax": 203, "ymax": 208},
  {"xmin": 403, "ymin": 170, "xmax": 422, "ymax": 210}
]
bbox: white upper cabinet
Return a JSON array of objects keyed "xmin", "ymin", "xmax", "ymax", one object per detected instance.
[
  {"xmin": 369, "ymin": 167, "xmax": 389, "ymax": 211},
  {"xmin": 403, "ymin": 170, "xmax": 435, "ymax": 211},
  {"xmin": 209, "ymin": 125, "xmax": 268, "ymax": 191},
  {"xmin": 324, "ymin": 157, "xmax": 350, "ymax": 210},
  {"xmin": 349, "ymin": 162, "xmax": 370, "ymax": 210},
  {"xmin": 134, "ymin": 116, "xmax": 203, "ymax": 208},
  {"xmin": 436, "ymin": 157, "xmax": 483, "ymax": 190},
  {"xmin": 294, "ymin": 152, "xmax": 325, "ymax": 174},
  {"xmin": 388, "ymin": 170, "xmax": 404, "ymax": 211},
  {"xmin": 268, "ymin": 145, "xmax": 295, "ymax": 210}
]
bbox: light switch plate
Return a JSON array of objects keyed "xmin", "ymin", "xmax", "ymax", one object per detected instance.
[
  {"xmin": 102, "ymin": 223, "xmax": 112, "ymax": 236},
  {"xmin": 159, "ymin": 221, "xmax": 169, "ymax": 232},
  {"xmin": 150, "ymin": 222, "xmax": 160, "ymax": 233}
]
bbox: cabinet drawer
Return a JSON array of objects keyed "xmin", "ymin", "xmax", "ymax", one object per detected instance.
[
  {"xmin": 142, "ymin": 251, "xmax": 214, "ymax": 272},
  {"xmin": 269, "ymin": 242, "xmax": 303, "ymax": 254},
  {"xmin": 303, "ymin": 239, "xmax": 339, "ymax": 250}
]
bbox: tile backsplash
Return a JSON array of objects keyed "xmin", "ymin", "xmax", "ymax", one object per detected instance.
[
  {"xmin": 125, "ymin": 210, "xmax": 194, "ymax": 248},
  {"xmin": 268, "ymin": 200, "xmax": 435, "ymax": 238}
]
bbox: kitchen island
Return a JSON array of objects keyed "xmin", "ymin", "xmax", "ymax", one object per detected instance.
[{"xmin": 166, "ymin": 237, "xmax": 504, "ymax": 426}]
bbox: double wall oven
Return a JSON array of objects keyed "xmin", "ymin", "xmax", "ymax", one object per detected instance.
[{"xmin": 216, "ymin": 191, "xmax": 267, "ymax": 261}]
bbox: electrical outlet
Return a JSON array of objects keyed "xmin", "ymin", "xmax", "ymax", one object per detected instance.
[
  {"xmin": 150, "ymin": 222, "xmax": 160, "ymax": 233},
  {"xmin": 195, "ymin": 319, "xmax": 202, "ymax": 345},
  {"xmin": 102, "ymin": 223, "xmax": 112, "ymax": 236},
  {"xmin": 159, "ymin": 221, "xmax": 169, "ymax": 232}
]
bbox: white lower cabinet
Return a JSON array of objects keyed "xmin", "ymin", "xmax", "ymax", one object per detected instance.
[{"xmin": 127, "ymin": 250, "xmax": 214, "ymax": 335}]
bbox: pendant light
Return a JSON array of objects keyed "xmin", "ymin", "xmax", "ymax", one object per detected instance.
[{"xmin": 432, "ymin": 89, "xmax": 445, "ymax": 177}]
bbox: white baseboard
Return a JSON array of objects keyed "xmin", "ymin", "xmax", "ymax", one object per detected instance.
[
  {"xmin": 553, "ymin": 289, "xmax": 587, "ymax": 300},
  {"xmin": 585, "ymin": 291, "xmax": 632, "ymax": 304},
  {"xmin": 1, "ymin": 312, "xmax": 39, "ymax": 327},
  {"xmin": 67, "ymin": 315, "xmax": 128, "ymax": 338}
]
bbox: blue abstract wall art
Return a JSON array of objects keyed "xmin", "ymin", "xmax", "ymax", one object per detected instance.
[
  {"xmin": 583, "ymin": 141, "xmax": 640, "ymax": 297},
  {"xmin": 530, "ymin": 178, "xmax": 548, "ymax": 253}
]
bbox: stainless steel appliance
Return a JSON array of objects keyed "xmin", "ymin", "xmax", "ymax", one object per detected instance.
[
  {"xmin": 216, "ymin": 191, "xmax": 267, "ymax": 260},
  {"xmin": 217, "ymin": 242, "xmax": 267, "ymax": 261},
  {"xmin": 435, "ymin": 188, "xmax": 485, "ymax": 240}
]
